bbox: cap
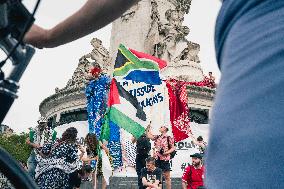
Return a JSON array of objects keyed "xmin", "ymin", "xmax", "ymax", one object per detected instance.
[{"xmin": 190, "ymin": 153, "xmax": 203, "ymax": 159}]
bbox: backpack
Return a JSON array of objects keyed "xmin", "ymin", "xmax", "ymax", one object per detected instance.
[{"xmin": 137, "ymin": 135, "xmax": 151, "ymax": 155}]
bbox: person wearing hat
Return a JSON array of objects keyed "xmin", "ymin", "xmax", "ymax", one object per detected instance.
[
  {"xmin": 182, "ymin": 153, "xmax": 205, "ymax": 189},
  {"xmin": 189, "ymin": 133, "xmax": 207, "ymax": 154},
  {"xmin": 146, "ymin": 124, "xmax": 175, "ymax": 189},
  {"xmin": 26, "ymin": 117, "xmax": 47, "ymax": 178}
]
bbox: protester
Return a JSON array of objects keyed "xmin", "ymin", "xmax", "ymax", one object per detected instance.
[
  {"xmin": 26, "ymin": 117, "xmax": 47, "ymax": 178},
  {"xmin": 182, "ymin": 153, "xmax": 205, "ymax": 189},
  {"xmin": 141, "ymin": 157, "xmax": 162, "ymax": 189},
  {"xmin": 35, "ymin": 127, "xmax": 82, "ymax": 189},
  {"xmin": 146, "ymin": 125, "xmax": 175, "ymax": 189},
  {"xmin": 23, "ymin": 0, "xmax": 284, "ymax": 187},
  {"xmin": 189, "ymin": 133, "xmax": 207, "ymax": 154},
  {"xmin": 83, "ymin": 133, "xmax": 110, "ymax": 189},
  {"xmin": 132, "ymin": 134, "xmax": 151, "ymax": 189}
]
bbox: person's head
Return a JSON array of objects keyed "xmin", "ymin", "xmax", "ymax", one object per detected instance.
[
  {"xmin": 159, "ymin": 125, "xmax": 169, "ymax": 134},
  {"xmin": 197, "ymin": 136, "xmax": 203, "ymax": 142},
  {"xmin": 209, "ymin": 72, "xmax": 212, "ymax": 76},
  {"xmin": 84, "ymin": 133, "xmax": 99, "ymax": 152},
  {"xmin": 61, "ymin": 127, "xmax": 78, "ymax": 144},
  {"xmin": 190, "ymin": 153, "xmax": 203, "ymax": 167},
  {"xmin": 145, "ymin": 157, "xmax": 156, "ymax": 171}
]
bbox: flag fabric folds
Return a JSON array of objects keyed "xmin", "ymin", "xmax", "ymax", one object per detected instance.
[
  {"xmin": 113, "ymin": 44, "xmax": 162, "ymax": 85},
  {"xmin": 166, "ymin": 79, "xmax": 191, "ymax": 142},
  {"xmin": 108, "ymin": 78, "xmax": 148, "ymax": 139},
  {"xmin": 129, "ymin": 48, "xmax": 167, "ymax": 70}
]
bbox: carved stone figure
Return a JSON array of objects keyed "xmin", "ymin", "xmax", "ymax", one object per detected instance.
[
  {"xmin": 154, "ymin": 8, "xmax": 190, "ymax": 64},
  {"xmin": 176, "ymin": 42, "xmax": 200, "ymax": 63},
  {"xmin": 121, "ymin": 4, "xmax": 139, "ymax": 22},
  {"xmin": 82, "ymin": 38, "xmax": 111, "ymax": 73},
  {"xmin": 145, "ymin": 0, "xmax": 161, "ymax": 55},
  {"xmin": 168, "ymin": 0, "xmax": 192, "ymax": 14}
]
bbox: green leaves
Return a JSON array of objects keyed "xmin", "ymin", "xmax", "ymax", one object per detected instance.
[{"xmin": 0, "ymin": 133, "xmax": 32, "ymax": 162}]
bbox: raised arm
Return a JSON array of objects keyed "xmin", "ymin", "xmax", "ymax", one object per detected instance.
[
  {"xmin": 131, "ymin": 136, "xmax": 137, "ymax": 144},
  {"xmin": 24, "ymin": 0, "xmax": 141, "ymax": 48},
  {"xmin": 189, "ymin": 133, "xmax": 205, "ymax": 147},
  {"xmin": 146, "ymin": 124, "xmax": 155, "ymax": 141},
  {"xmin": 26, "ymin": 137, "xmax": 40, "ymax": 149}
]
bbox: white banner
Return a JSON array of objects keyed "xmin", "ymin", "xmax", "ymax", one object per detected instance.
[
  {"xmin": 118, "ymin": 80, "xmax": 172, "ymax": 136},
  {"xmin": 170, "ymin": 122, "xmax": 209, "ymax": 177}
]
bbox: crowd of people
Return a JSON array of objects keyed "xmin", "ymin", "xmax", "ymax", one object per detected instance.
[
  {"xmin": 25, "ymin": 119, "xmax": 113, "ymax": 189},
  {"xmin": 130, "ymin": 123, "xmax": 207, "ymax": 189},
  {"xmin": 21, "ymin": 0, "xmax": 284, "ymax": 188},
  {"xmin": 24, "ymin": 115, "xmax": 207, "ymax": 189}
]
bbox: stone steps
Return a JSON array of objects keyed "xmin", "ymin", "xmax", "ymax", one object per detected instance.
[{"xmin": 81, "ymin": 177, "xmax": 182, "ymax": 189}]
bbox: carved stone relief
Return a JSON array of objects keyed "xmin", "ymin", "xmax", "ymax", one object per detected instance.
[
  {"xmin": 121, "ymin": 4, "xmax": 139, "ymax": 22},
  {"xmin": 81, "ymin": 38, "xmax": 111, "ymax": 74}
]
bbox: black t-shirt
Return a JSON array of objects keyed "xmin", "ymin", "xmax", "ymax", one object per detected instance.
[
  {"xmin": 141, "ymin": 167, "xmax": 162, "ymax": 188},
  {"xmin": 136, "ymin": 134, "xmax": 151, "ymax": 156}
]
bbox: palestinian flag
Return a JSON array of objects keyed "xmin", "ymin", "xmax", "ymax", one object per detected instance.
[
  {"xmin": 113, "ymin": 44, "xmax": 164, "ymax": 85},
  {"xmin": 108, "ymin": 78, "xmax": 147, "ymax": 139}
]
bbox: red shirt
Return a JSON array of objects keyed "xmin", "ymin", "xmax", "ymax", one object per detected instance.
[{"xmin": 182, "ymin": 165, "xmax": 205, "ymax": 189}]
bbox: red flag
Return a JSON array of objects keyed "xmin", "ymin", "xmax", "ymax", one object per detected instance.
[{"xmin": 166, "ymin": 79, "xmax": 191, "ymax": 142}]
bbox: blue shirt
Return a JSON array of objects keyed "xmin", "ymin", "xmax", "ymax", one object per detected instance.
[{"xmin": 206, "ymin": 1, "xmax": 284, "ymax": 188}]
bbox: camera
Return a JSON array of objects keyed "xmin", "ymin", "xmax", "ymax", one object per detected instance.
[
  {"xmin": 159, "ymin": 148, "xmax": 164, "ymax": 155},
  {"xmin": 0, "ymin": 0, "xmax": 34, "ymax": 40},
  {"xmin": 0, "ymin": 0, "xmax": 35, "ymax": 124}
]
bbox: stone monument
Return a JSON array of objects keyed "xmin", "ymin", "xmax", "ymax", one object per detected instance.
[{"xmin": 39, "ymin": 0, "xmax": 215, "ymax": 188}]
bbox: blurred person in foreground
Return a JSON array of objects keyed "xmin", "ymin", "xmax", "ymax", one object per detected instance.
[{"xmin": 24, "ymin": 0, "xmax": 284, "ymax": 188}]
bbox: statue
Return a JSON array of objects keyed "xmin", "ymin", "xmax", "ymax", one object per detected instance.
[
  {"xmin": 176, "ymin": 42, "xmax": 200, "ymax": 63},
  {"xmin": 145, "ymin": 0, "xmax": 161, "ymax": 55},
  {"xmin": 82, "ymin": 38, "xmax": 111, "ymax": 73},
  {"xmin": 121, "ymin": 4, "xmax": 139, "ymax": 22},
  {"xmin": 154, "ymin": 8, "xmax": 190, "ymax": 64}
]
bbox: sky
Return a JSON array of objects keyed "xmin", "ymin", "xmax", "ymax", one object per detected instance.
[{"xmin": 1, "ymin": 0, "xmax": 222, "ymax": 133}]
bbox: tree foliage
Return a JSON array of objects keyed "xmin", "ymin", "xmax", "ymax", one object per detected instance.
[{"xmin": 0, "ymin": 133, "xmax": 32, "ymax": 162}]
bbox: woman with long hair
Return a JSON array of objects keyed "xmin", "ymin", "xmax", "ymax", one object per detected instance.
[
  {"xmin": 82, "ymin": 133, "xmax": 110, "ymax": 189},
  {"xmin": 35, "ymin": 127, "xmax": 82, "ymax": 189}
]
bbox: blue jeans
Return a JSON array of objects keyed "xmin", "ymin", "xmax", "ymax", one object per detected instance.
[{"xmin": 27, "ymin": 151, "xmax": 37, "ymax": 179}]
